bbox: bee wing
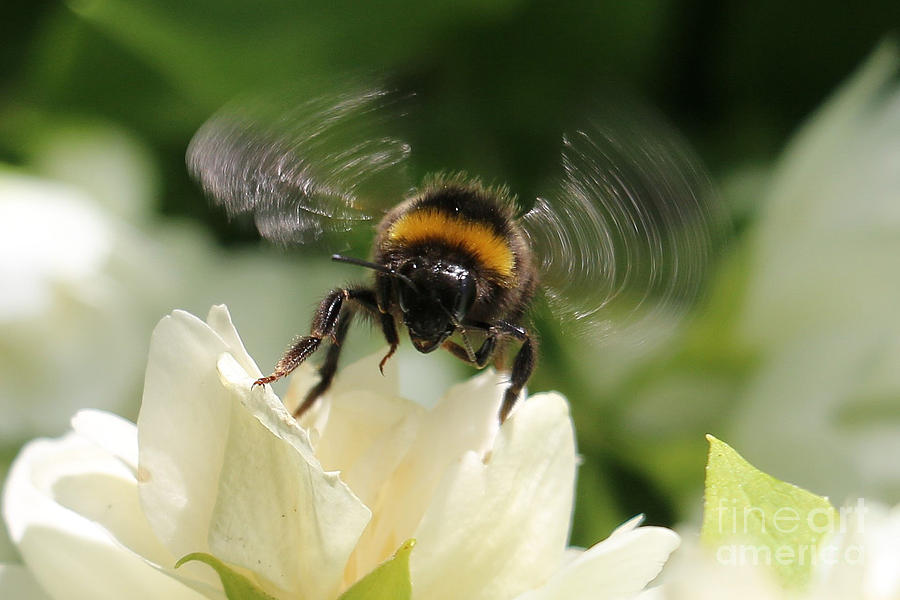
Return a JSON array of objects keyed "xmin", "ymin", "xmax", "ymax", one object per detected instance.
[
  {"xmin": 521, "ymin": 109, "xmax": 726, "ymax": 343},
  {"xmin": 187, "ymin": 87, "xmax": 412, "ymax": 245}
]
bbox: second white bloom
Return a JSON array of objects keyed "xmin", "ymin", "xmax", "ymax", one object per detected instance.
[{"xmin": 4, "ymin": 305, "xmax": 679, "ymax": 599}]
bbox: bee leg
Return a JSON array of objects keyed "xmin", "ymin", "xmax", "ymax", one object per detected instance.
[
  {"xmin": 499, "ymin": 332, "xmax": 537, "ymax": 423},
  {"xmin": 378, "ymin": 312, "xmax": 399, "ymax": 374},
  {"xmin": 280, "ymin": 288, "xmax": 385, "ymax": 417},
  {"xmin": 442, "ymin": 333, "xmax": 497, "ymax": 368},
  {"xmin": 441, "ymin": 340, "xmax": 470, "ymax": 362},
  {"xmin": 294, "ymin": 306, "xmax": 355, "ymax": 417},
  {"xmin": 256, "ymin": 286, "xmax": 366, "ymax": 382},
  {"xmin": 254, "ymin": 288, "xmax": 349, "ymax": 388}
]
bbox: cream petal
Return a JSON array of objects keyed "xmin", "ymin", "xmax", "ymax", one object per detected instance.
[
  {"xmin": 311, "ymin": 350, "xmax": 417, "ymax": 477},
  {"xmin": 0, "ymin": 564, "xmax": 52, "ymax": 599},
  {"xmin": 50, "ymin": 462, "xmax": 174, "ymax": 568},
  {"xmin": 635, "ymin": 587, "xmax": 665, "ymax": 600},
  {"xmin": 410, "ymin": 391, "xmax": 576, "ymax": 600},
  {"xmin": 342, "ymin": 368, "xmax": 505, "ymax": 584},
  {"xmin": 325, "ymin": 404, "xmax": 421, "ymax": 511},
  {"xmin": 375, "ymin": 368, "xmax": 503, "ymax": 529},
  {"xmin": 309, "ymin": 353, "xmax": 423, "ymax": 585},
  {"xmin": 611, "ymin": 515, "xmax": 648, "ymax": 536},
  {"xmin": 514, "ymin": 525, "xmax": 681, "ymax": 600},
  {"xmin": 329, "ymin": 345, "xmax": 400, "ymax": 400},
  {"xmin": 204, "ymin": 305, "xmax": 262, "ymax": 379},
  {"xmin": 71, "ymin": 410, "xmax": 139, "ymax": 472},
  {"xmin": 336, "ymin": 412, "xmax": 421, "ymax": 588},
  {"xmin": 810, "ymin": 502, "xmax": 900, "ymax": 600},
  {"xmin": 647, "ymin": 535, "xmax": 784, "ymax": 600},
  {"xmin": 862, "ymin": 504, "xmax": 900, "ymax": 599},
  {"xmin": 208, "ymin": 353, "xmax": 370, "ymax": 599},
  {"xmin": 3, "ymin": 435, "xmax": 207, "ymax": 600},
  {"xmin": 137, "ymin": 308, "xmax": 257, "ymax": 559},
  {"xmin": 6, "ymin": 431, "xmax": 166, "ymax": 563}
]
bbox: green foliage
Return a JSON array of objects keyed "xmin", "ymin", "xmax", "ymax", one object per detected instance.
[
  {"xmin": 339, "ymin": 540, "xmax": 415, "ymax": 600},
  {"xmin": 701, "ymin": 436, "xmax": 837, "ymax": 589},
  {"xmin": 176, "ymin": 553, "xmax": 278, "ymax": 600},
  {"xmin": 3, "ymin": 0, "xmax": 899, "ymax": 543},
  {"xmin": 173, "ymin": 540, "xmax": 415, "ymax": 600}
]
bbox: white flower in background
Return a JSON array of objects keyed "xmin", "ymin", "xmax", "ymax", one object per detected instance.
[
  {"xmin": 0, "ymin": 124, "xmax": 460, "ymax": 445},
  {"xmin": 649, "ymin": 503, "xmax": 900, "ymax": 600},
  {"xmin": 1, "ymin": 305, "xmax": 679, "ymax": 599},
  {"xmin": 27, "ymin": 121, "xmax": 160, "ymax": 223},
  {"xmin": 615, "ymin": 43, "xmax": 900, "ymax": 510},
  {"xmin": 813, "ymin": 503, "xmax": 900, "ymax": 600},
  {"xmin": 0, "ymin": 170, "xmax": 171, "ymax": 441},
  {"xmin": 731, "ymin": 42, "xmax": 900, "ymax": 501}
]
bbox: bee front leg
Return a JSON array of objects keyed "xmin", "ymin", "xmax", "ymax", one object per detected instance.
[
  {"xmin": 444, "ymin": 323, "xmax": 535, "ymax": 422},
  {"xmin": 368, "ymin": 273, "xmax": 400, "ymax": 373},
  {"xmin": 500, "ymin": 331, "xmax": 536, "ymax": 423},
  {"xmin": 293, "ymin": 288, "xmax": 385, "ymax": 417},
  {"xmin": 259, "ymin": 287, "xmax": 363, "ymax": 375},
  {"xmin": 378, "ymin": 312, "xmax": 399, "ymax": 374},
  {"xmin": 442, "ymin": 333, "xmax": 497, "ymax": 368},
  {"xmin": 254, "ymin": 288, "xmax": 349, "ymax": 388},
  {"xmin": 294, "ymin": 306, "xmax": 355, "ymax": 417}
]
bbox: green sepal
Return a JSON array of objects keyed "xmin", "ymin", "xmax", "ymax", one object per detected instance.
[
  {"xmin": 702, "ymin": 435, "xmax": 838, "ymax": 589},
  {"xmin": 176, "ymin": 552, "xmax": 278, "ymax": 600},
  {"xmin": 338, "ymin": 539, "xmax": 415, "ymax": 600}
]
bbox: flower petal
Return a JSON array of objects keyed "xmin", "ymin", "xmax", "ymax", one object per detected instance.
[
  {"xmin": 3, "ymin": 434, "xmax": 206, "ymax": 600},
  {"xmin": 71, "ymin": 410, "xmax": 139, "ymax": 472},
  {"xmin": 310, "ymin": 350, "xmax": 419, "ymax": 482},
  {"xmin": 304, "ymin": 353, "xmax": 423, "ymax": 586},
  {"xmin": 0, "ymin": 564, "xmax": 52, "ymax": 599},
  {"xmin": 204, "ymin": 305, "xmax": 263, "ymax": 379},
  {"xmin": 137, "ymin": 308, "xmax": 260, "ymax": 558},
  {"xmin": 410, "ymin": 391, "xmax": 576, "ymax": 600},
  {"xmin": 329, "ymin": 345, "xmax": 401, "ymax": 400},
  {"xmin": 646, "ymin": 534, "xmax": 784, "ymax": 600},
  {"xmin": 208, "ymin": 353, "xmax": 370, "ymax": 599},
  {"xmin": 514, "ymin": 525, "xmax": 681, "ymax": 600},
  {"xmin": 342, "ymin": 368, "xmax": 504, "ymax": 584}
]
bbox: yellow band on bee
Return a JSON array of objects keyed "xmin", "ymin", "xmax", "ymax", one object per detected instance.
[{"xmin": 389, "ymin": 209, "xmax": 515, "ymax": 279}]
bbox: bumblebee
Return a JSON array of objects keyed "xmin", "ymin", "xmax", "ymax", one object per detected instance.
[{"xmin": 188, "ymin": 87, "xmax": 720, "ymax": 422}]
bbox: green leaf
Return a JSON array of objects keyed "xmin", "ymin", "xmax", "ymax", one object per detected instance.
[
  {"xmin": 701, "ymin": 435, "xmax": 838, "ymax": 590},
  {"xmin": 176, "ymin": 553, "xmax": 278, "ymax": 600},
  {"xmin": 339, "ymin": 539, "xmax": 415, "ymax": 600},
  {"xmin": 68, "ymin": 0, "xmax": 525, "ymax": 108}
]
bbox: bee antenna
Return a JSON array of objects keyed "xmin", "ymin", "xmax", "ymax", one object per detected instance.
[
  {"xmin": 331, "ymin": 254, "xmax": 418, "ymax": 291},
  {"xmin": 331, "ymin": 254, "xmax": 389, "ymax": 272}
]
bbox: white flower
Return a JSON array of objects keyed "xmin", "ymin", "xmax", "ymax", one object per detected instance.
[
  {"xmin": 813, "ymin": 503, "xmax": 900, "ymax": 600},
  {"xmin": 651, "ymin": 503, "xmax": 900, "ymax": 600},
  {"xmin": 0, "ymin": 157, "xmax": 398, "ymax": 443},
  {"xmin": 0, "ymin": 170, "xmax": 168, "ymax": 441},
  {"xmin": 614, "ymin": 43, "xmax": 900, "ymax": 511},
  {"xmin": 2, "ymin": 305, "xmax": 679, "ymax": 599},
  {"xmin": 730, "ymin": 42, "xmax": 900, "ymax": 501}
]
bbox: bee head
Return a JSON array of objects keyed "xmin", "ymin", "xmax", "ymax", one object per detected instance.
[{"xmin": 397, "ymin": 258, "xmax": 476, "ymax": 353}]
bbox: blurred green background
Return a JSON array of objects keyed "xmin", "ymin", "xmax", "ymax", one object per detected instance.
[{"xmin": 2, "ymin": 0, "xmax": 900, "ymax": 554}]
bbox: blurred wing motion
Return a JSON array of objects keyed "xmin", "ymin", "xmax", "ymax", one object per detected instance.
[
  {"xmin": 187, "ymin": 87, "xmax": 412, "ymax": 244},
  {"xmin": 521, "ymin": 108, "xmax": 725, "ymax": 342}
]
